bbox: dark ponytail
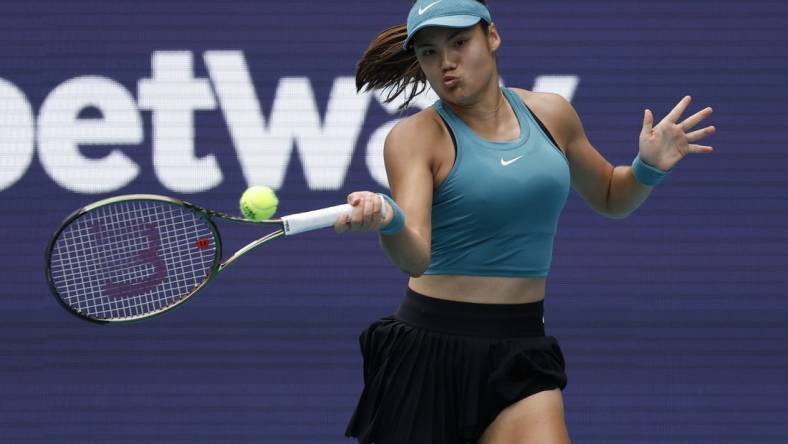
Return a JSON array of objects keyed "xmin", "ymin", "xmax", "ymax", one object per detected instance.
[{"xmin": 355, "ymin": 0, "xmax": 489, "ymax": 112}]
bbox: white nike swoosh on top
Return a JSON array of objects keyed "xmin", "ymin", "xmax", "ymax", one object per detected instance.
[
  {"xmin": 500, "ymin": 155, "xmax": 524, "ymax": 166},
  {"xmin": 418, "ymin": 0, "xmax": 442, "ymax": 15}
]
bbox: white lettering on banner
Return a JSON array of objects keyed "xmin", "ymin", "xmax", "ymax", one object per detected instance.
[
  {"xmin": 37, "ymin": 76, "xmax": 143, "ymax": 194},
  {"xmin": 204, "ymin": 51, "xmax": 371, "ymax": 190},
  {"xmin": 0, "ymin": 50, "xmax": 581, "ymax": 194},
  {"xmin": 0, "ymin": 79, "xmax": 34, "ymax": 192},
  {"xmin": 532, "ymin": 75, "xmax": 580, "ymax": 100},
  {"xmin": 138, "ymin": 51, "xmax": 222, "ymax": 193}
]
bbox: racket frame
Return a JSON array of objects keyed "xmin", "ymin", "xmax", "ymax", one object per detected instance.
[{"xmin": 44, "ymin": 194, "xmax": 285, "ymax": 324}]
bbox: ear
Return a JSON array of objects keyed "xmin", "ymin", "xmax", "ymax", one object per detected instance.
[{"xmin": 487, "ymin": 22, "xmax": 501, "ymax": 52}]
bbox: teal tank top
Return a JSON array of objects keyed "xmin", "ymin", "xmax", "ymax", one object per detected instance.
[{"xmin": 425, "ymin": 87, "xmax": 571, "ymax": 277}]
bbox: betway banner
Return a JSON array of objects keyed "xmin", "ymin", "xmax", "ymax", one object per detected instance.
[
  {"xmin": 1, "ymin": 50, "xmax": 577, "ymax": 194},
  {"xmin": 1, "ymin": 1, "xmax": 786, "ymax": 443}
]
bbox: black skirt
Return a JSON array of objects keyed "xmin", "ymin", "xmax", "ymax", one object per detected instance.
[{"xmin": 344, "ymin": 287, "xmax": 568, "ymax": 444}]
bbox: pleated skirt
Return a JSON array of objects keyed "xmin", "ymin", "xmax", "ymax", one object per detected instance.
[{"xmin": 344, "ymin": 287, "xmax": 568, "ymax": 444}]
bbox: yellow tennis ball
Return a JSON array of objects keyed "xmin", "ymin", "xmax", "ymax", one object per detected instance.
[{"xmin": 240, "ymin": 186, "xmax": 278, "ymax": 221}]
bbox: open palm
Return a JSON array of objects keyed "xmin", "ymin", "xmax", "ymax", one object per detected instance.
[{"xmin": 639, "ymin": 96, "xmax": 716, "ymax": 171}]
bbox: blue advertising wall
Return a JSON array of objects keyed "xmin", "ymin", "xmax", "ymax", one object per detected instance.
[{"xmin": 2, "ymin": 1, "xmax": 787, "ymax": 442}]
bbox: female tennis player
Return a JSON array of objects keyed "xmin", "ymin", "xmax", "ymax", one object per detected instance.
[{"xmin": 336, "ymin": 1, "xmax": 715, "ymax": 442}]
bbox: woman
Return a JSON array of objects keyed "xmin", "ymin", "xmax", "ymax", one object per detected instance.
[{"xmin": 336, "ymin": 1, "xmax": 715, "ymax": 443}]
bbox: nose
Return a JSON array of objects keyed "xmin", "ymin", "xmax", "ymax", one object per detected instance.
[{"xmin": 440, "ymin": 50, "xmax": 456, "ymax": 71}]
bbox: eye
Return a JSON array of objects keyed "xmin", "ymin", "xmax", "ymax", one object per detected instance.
[
  {"xmin": 455, "ymin": 39, "xmax": 467, "ymax": 47},
  {"xmin": 421, "ymin": 49, "xmax": 434, "ymax": 57}
]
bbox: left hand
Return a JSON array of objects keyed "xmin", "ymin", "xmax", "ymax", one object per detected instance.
[{"xmin": 639, "ymin": 96, "xmax": 716, "ymax": 171}]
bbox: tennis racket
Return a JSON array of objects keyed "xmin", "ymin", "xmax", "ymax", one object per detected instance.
[{"xmin": 45, "ymin": 194, "xmax": 379, "ymax": 323}]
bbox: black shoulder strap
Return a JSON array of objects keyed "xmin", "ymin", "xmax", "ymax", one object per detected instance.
[
  {"xmin": 436, "ymin": 112, "xmax": 457, "ymax": 157},
  {"xmin": 523, "ymin": 102, "xmax": 562, "ymax": 151}
]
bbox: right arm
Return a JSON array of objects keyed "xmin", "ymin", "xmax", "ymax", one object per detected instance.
[
  {"xmin": 377, "ymin": 119, "xmax": 434, "ymax": 277},
  {"xmin": 334, "ymin": 117, "xmax": 435, "ymax": 277}
]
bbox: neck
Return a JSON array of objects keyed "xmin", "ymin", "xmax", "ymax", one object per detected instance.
[{"xmin": 444, "ymin": 80, "xmax": 509, "ymax": 130}]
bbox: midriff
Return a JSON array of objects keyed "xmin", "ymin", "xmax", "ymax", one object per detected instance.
[{"xmin": 408, "ymin": 274, "xmax": 546, "ymax": 304}]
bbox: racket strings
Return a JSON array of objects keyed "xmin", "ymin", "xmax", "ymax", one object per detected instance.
[{"xmin": 49, "ymin": 200, "xmax": 217, "ymax": 320}]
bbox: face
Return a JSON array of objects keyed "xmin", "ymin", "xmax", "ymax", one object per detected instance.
[{"xmin": 412, "ymin": 22, "xmax": 500, "ymax": 104}]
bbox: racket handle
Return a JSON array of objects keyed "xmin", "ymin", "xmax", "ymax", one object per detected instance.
[{"xmin": 281, "ymin": 203, "xmax": 352, "ymax": 235}]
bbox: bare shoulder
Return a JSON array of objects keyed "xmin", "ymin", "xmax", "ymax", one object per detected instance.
[
  {"xmin": 509, "ymin": 87, "xmax": 574, "ymax": 118},
  {"xmin": 508, "ymin": 87, "xmax": 581, "ymax": 152},
  {"xmin": 385, "ymin": 106, "xmax": 455, "ymax": 185},
  {"xmin": 387, "ymin": 106, "xmax": 449, "ymax": 157}
]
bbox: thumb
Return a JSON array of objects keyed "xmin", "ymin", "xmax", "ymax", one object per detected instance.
[{"xmin": 641, "ymin": 109, "xmax": 653, "ymax": 136}]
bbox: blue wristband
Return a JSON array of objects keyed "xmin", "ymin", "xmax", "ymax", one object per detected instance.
[
  {"xmin": 378, "ymin": 193, "xmax": 405, "ymax": 235},
  {"xmin": 631, "ymin": 154, "xmax": 672, "ymax": 187}
]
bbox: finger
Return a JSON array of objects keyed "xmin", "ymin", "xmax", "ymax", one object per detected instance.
[
  {"xmin": 662, "ymin": 95, "xmax": 692, "ymax": 125},
  {"xmin": 350, "ymin": 205, "xmax": 363, "ymax": 232},
  {"xmin": 641, "ymin": 109, "xmax": 653, "ymax": 136},
  {"xmin": 688, "ymin": 143, "xmax": 714, "ymax": 153},
  {"xmin": 346, "ymin": 193, "xmax": 361, "ymax": 232},
  {"xmin": 348, "ymin": 193, "xmax": 363, "ymax": 207},
  {"xmin": 679, "ymin": 106, "xmax": 713, "ymax": 132},
  {"xmin": 334, "ymin": 213, "xmax": 350, "ymax": 234},
  {"xmin": 368, "ymin": 194, "xmax": 381, "ymax": 230},
  {"xmin": 362, "ymin": 196, "xmax": 374, "ymax": 229},
  {"xmin": 685, "ymin": 125, "xmax": 716, "ymax": 143},
  {"xmin": 377, "ymin": 194, "xmax": 387, "ymax": 221},
  {"xmin": 374, "ymin": 194, "xmax": 384, "ymax": 227}
]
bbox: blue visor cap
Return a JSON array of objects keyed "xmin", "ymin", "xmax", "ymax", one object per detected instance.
[{"xmin": 404, "ymin": 0, "xmax": 492, "ymax": 50}]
